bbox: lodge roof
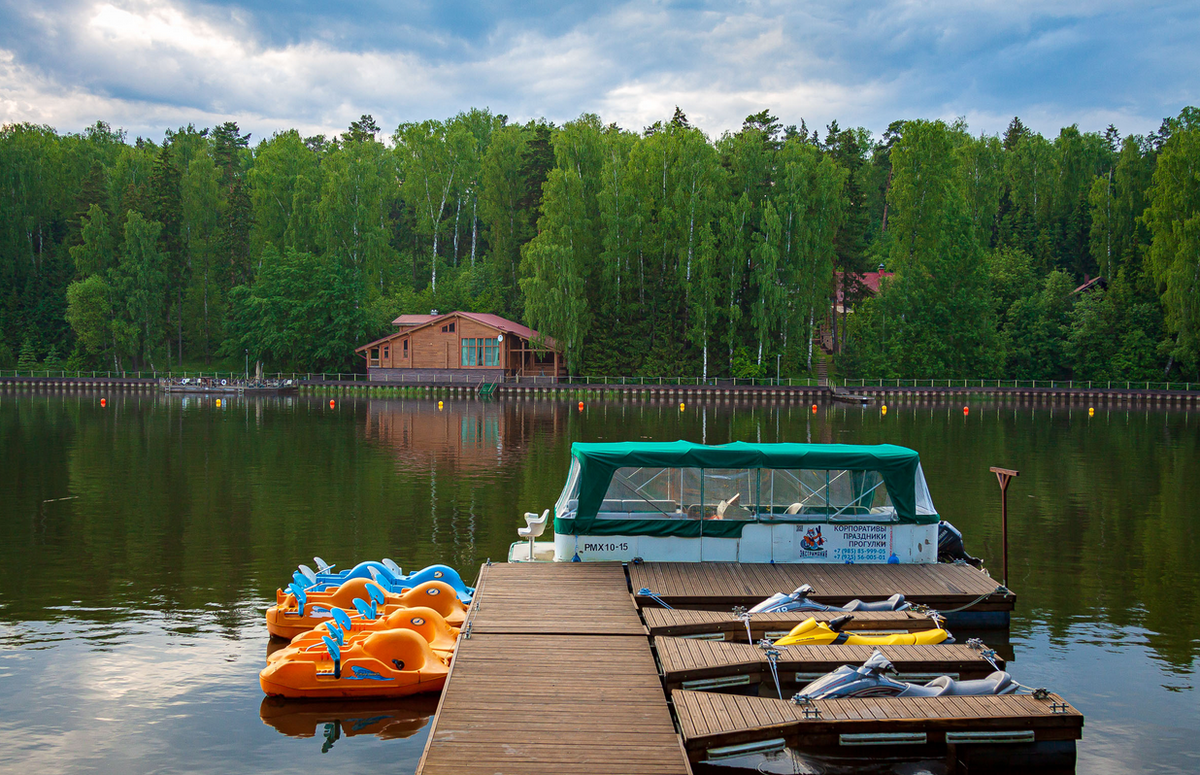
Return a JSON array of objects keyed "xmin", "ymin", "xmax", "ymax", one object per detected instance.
[{"xmin": 355, "ymin": 311, "xmax": 560, "ymax": 353}]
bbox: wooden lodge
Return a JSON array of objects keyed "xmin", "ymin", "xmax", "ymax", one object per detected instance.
[{"xmin": 355, "ymin": 311, "xmax": 565, "ymax": 383}]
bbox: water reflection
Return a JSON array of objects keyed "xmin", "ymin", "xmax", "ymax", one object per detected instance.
[
  {"xmin": 0, "ymin": 390, "xmax": 1197, "ymax": 774},
  {"xmin": 259, "ymin": 695, "xmax": 439, "ymax": 749}
]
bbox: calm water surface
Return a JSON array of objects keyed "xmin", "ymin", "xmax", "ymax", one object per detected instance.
[{"xmin": 1, "ymin": 391, "xmax": 1197, "ymax": 774}]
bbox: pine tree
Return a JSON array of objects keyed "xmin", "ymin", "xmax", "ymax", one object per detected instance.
[{"xmin": 17, "ymin": 336, "xmax": 38, "ymax": 370}]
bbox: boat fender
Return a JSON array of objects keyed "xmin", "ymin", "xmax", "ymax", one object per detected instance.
[{"xmin": 221, "ymin": 379, "xmax": 227, "ymax": 386}]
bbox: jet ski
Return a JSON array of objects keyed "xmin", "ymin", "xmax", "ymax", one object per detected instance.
[
  {"xmin": 794, "ymin": 648, "xmax": 1024, "ymax": 700},
  {"xmin": 749, "ymin": 584, "xmax": 910, "ymax": 614},
  {"xmin": 773, "ymin": 614, "xmax": 951, "ymax": 647},
  {"xmin": 291, "ymin": 560, "xmax": 474, "ymax": 603}
]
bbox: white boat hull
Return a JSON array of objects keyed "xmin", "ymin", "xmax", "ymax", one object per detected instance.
[{"xmin": 546, "ymin": 522, "xmax": 938, "ymax": 563}]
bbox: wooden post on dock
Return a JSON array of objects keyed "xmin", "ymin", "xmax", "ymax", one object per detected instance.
[{"xmin": 990, "ymin": 466, "xmax": 1019, "ymax": 586}]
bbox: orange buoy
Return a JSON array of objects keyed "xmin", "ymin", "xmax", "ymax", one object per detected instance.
[
  {"xmin": 100, "ymin": 398, "xmax": 106, "ymax": 407},
  {"xmin": 811, "ymin": 404, "xmax": 817, "ymax": 413},
  {"xmin": 1088, "ymin": 407, "xmax": 1095, "ymax": 417},
  {"xmin": 329, "ymin": 399, "xmax": 335, "ymax": 408},
  {"xmin": 438, "ymin": 401, "xmax": 443, "ymax": 410},
  {"xmin": 881, "ymin": 405, "xmax": 888, "ymax": 415},
  {"xmin": 679, "ymin": 402, "xmax": 685, "ymax": 411},
  {"xmin": 578, "ymin": 401, "xmax": 584, "ymax": 411},
  {"xmin": 216, "ymin": 399, "xmax": 222, "ymax": 407},
  {"xmin": 963, "ymin": 406, "xmax": 969, "ymax": 415}
]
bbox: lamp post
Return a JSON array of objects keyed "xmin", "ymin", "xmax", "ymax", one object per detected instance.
[
  {"xmin": 989, "ymin": 467, "xmax": 1019, "ymax": 586},
  {"xmin": 776, "ymin": 354, "xmax": 781, "ymax": 386}
]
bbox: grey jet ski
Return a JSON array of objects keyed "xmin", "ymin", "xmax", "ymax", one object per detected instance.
[
  {"xmin": 793, "ymin": 649, "xmax": 1024, "ymax": 700},
  {"xmin": 749, "ymin": 584, "xmax": 910, "ymax": 614}
]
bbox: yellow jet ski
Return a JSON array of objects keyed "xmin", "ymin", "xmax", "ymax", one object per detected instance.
[{"xmin": 773, "ymin": 614, "xmax": 952, "ymax": 647}]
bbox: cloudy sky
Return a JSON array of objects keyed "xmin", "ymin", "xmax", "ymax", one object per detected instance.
[{"xmin": 1, "ymin": 0, "xmax": 1196, "ymax": 143}]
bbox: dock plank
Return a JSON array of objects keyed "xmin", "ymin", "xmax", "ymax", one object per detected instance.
[
  {"xmin": 655, "ymin": 636, "xmax": 1003, "ymax": 688},
  {"xmin": 672, "ymin": 690, "xmax": 1083, "ymax": 761},
  {"xmin": 416, "ymin": 564, "xmax": 691, "ymax": 775},
  {"xmin": 630, "ymin": 562, "xmax": 1013, "ymax": 612},
  {"xmin": 642, "ymin": 608, "xmax": 937, "ymax": 640}
]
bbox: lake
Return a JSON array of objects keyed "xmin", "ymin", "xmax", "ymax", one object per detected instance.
[{"xmin": 1, "ymin": 390, "xmax": 1197, "ymax": 774}]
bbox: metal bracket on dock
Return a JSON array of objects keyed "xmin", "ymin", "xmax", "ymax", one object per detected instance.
[
  {"xmin": 1050, "ymin": 701, "xmax": 1071, "ymax": 714},
  {"xmin": 462, "ymin": 621, "xmax": 472, "ymax": 639},
  {"xmin": 966, "ymin": 638, "xmax": 1002, "ymax": 671}
]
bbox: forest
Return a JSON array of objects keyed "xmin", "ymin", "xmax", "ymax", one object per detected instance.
[{"xmin": 0, "ymin": 106, "xmax": 1197, "ymax": 380}]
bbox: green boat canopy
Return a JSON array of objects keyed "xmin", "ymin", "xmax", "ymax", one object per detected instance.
[{"xmin": 556, "ymin": 441, "xmax": 937, "ymax": 536}]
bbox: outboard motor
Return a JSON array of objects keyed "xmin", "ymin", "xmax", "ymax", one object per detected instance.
[
  {"xmin": 937, "ymin": 520, "xmax": 982, "ymax": 567},
  {"xmin": 794, "ymin": 649, "xmax": 1023, "ymax": 701},
  {"xmin": 749, "ymin": 584, "xmax": 910, "ymax": 614}
]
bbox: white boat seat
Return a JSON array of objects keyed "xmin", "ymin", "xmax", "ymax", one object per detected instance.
[
  {"xmin": 785, "ymin": 502, "xmax": 803, "ymax": 514},
  {"xmin": 518, "ymin": 509, "xmax": 550, "ymax": 539}
]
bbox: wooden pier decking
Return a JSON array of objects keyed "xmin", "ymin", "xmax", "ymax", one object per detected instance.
[
  {"xmin": 655, "ymin": 637, "xmax": 1003, "ymax": 690},
  {"xmin": 672, "ymin": 689, "xmax": 1083, "ymax": 761},
  {"xmin": 629, "ymin": 562, "xmax": 1013, "ymax": 612},
  {"xmin": 415, "ymin": 563, "xmax": 690, "ymax": 775},
  {"xmin": 643, "ymin": 608, "xmax": 938, "ymax": 640},
  {"xmin": 416, "ymin": 561, "xmax": 1073, "ymax": 774}
]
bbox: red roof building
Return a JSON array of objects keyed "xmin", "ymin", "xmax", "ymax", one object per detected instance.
[{"xmin": 355, "ymin": 311, "xmax": 564, "ymax": 382}]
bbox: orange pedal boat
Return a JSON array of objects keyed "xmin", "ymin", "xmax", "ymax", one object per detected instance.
[
  {"xmin": 270, "ymin": 606, "xmax": 459, "ymax": 662},
  {"xmin": 266, "ymin": 578, "xmax": 467, "ymax": 639},
  {"xmin": 260, "ymin": 627, "xmax": 450, "ymax": 699}
]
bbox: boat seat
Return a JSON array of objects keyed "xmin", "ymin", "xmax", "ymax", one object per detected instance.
[
  {"xmin": 518, "ymin": 509, "xmax": 549, "ymax": 539},
  {"xmin": 518, "ymin": 509, "xmax": 549, "ymax": 560},
  {"xmin": 842, "ymin": 594, "xmax": 907, "ymax": 611},
  {"xmin": 901, "ymin": 671, "xmax": 1015, "ymax": 697}
]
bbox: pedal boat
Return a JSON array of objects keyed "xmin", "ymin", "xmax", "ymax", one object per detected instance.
[
  {"xmin": 270, "ymin": 606, "xmax": 459, "ymax": 662},
  {"xmin": 266, "ymin": 579, "xmax": 468, "ymax": 639},
  {"xmin": 773, "ymin": 614, "xmax": 951, "ymax": 646},
  {"xmin": 294, "ymin": 559, "xmax": 474, "ymax": 603},
  {"xmin": 260, "ymin": 628, "xmax": 450, "ymax": 699}
]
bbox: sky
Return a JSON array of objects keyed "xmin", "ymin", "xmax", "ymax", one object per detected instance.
[{"xmin": 0, "ymin": 0, "xmax": 1197, "ymax": 144}]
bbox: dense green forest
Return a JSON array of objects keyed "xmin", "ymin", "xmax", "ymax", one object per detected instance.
[{"xmin": 1, "ymin": 106, "xmax": 1197, "ymax": 380}]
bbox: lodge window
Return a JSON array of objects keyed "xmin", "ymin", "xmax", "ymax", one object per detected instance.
[
  {"xmin": 461, "ymin": 337, "xmax": 500, "ymax": 367},
  {"xmin": 403, "ymin": 340, "xmax": 408, "ymax": 357},
  {"xmin": 369, "ymin": 347, "xmax": 380, "ymax": 366},
  {"xmin": 442, "ymin": 322, "xmax": 456, "ymax": 333},
  {"xmin": 382, "ymin": 345, "xmax": 389, "ymax": 360}
]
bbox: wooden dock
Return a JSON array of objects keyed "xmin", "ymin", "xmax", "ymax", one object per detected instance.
[
  {"xmin": 672, "ymin": 689, "xmax": 1083, "ymax": 762},
  {"xmin": 414, "ymin": 561, "xmax": 1076, "ymax": 774},
  {"xmin": 415, "ymin": 563, "xmax": 691, "ymax": 775},
  {"xmin": 643, "ymin": 608, "xmax": 938, "ymax": 641},
  {"xmin": 629, "ymin": 562, "xmax": 1013, "ymax": 627},
  {"xmin": 655, "ymin": 637, "xmax": 1003, "ymax": 691}
]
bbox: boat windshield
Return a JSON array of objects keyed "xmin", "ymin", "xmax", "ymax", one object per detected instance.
[{"xmin": 555, "ymin": 464, "xmax": 937, "ymax": 523}]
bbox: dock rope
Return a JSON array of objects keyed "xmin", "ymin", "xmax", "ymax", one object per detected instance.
[
  {"xmin": 758, "ymin": 639, "xmax": 784, "ymax": 699},
  {"xmin": 913, "ymin": 584, "xmax": 1010, "ymax": 617},
  {"xmin": 637, "ymin": 588, "xmax": 674, "ymax": 609},
  {"xmin": 968, "ymin": 638, "xmax": 1051, "ymax": 697}
]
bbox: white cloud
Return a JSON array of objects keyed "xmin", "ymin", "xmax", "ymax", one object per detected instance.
[{"xmin": 0, "ymin": 0, "xmax": 1195, "ymax": 142}]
